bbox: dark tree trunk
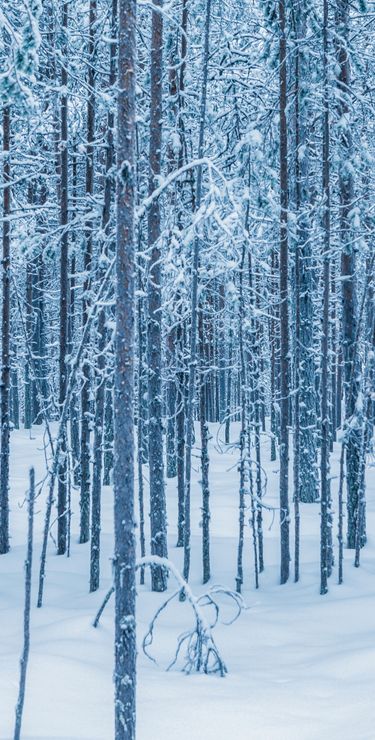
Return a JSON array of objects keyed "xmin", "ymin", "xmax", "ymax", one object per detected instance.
[
  {"xmin": 270, "ymin": 249, "xmax": 278, "ymax": 462},
  {"xmin": 166, "ymin": 330, "xmax": 177, "ymax": 479},
  {"xmin": 296, "ymin": 3, "xmax": 317, "ymax": 504},
  {"xmin": 69, "ymin": 144, "xmax": 80, "ymax": 487},
  {"xmin": 90, "ymin": 0, "xmax": 117, "ymax": 593},
  {"xmin": 137, "ymin": 274, "xmax": 146, "ymax": 584},
  {"xmin": 320, "ymin": 0, "xmax": 331, "ymax": 595},
  {"xmin": 225, "ymin": 324, "xmax": 233, "ymax": 445},
  {"xmin": 0, "ymin": 105, "xmax": 11, "ymax": 555},
  {"xmin": 10, "ymin": 362, "xmax": 19, "ymax": 431},
  {"xmin": 14, "ymin": 468, "xmax": 35, "ymax": 740},
  {"xmin": 114, "ymin": 0, "xmax": 137, "ymax": 734},
  {"xmin": 147, "ymin": 0, "xmax": 168, "ymax": 592},
  {"xmin": 278, "ymin": 0, "xmax": 290, "ymax": 584},
  {"xmin": 176, "ymin": 321, "xmax": 186, "ymax": 547},
  {"xmin": 199, "ymin": 310, "xmax": 210, "ymax": 584},
  {"xmin": 335, "ymin": 0, "xmax": 363, "ymax": 549},
  {"xmin": 80, "ymin": 0, "xmax": 97, "ymax": 544},
  {"xmin": 183, "ymin": 0, "xmax": 212, "ymax": 588},
  {"xmin": 103, "ymin": 382, "xmax": 114, "ymax": 486},
  {"xmin": 57, "ymin": 2, "xmax": 69, "ymax": 556},
  {"xmin": 24, "ymin": 260, "xmax": 33, "ymax": 430}
]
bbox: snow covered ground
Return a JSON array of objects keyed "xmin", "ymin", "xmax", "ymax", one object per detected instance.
[{"xmin": 1, "ymin": 422, "xmax": 375, "ymax": 740}]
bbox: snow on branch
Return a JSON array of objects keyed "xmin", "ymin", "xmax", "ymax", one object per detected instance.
[{"xmin": 0, "ymin": 0, "xmax": 42, "ymax": 105}]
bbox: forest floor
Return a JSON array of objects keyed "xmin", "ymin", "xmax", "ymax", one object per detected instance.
[{"xmin": 1, "ymin": 422, "xmax": 375, "ymax": 740}]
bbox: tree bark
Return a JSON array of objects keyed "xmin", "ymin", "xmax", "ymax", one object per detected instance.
[
  {"xmin": 0, "ymin": 105, "xmax": 11, "ymax": 555},
  {"xmin": 183, "ymin": 0, "xmax": 212, "ymax": 587},
  {"xmin": 147, "ymin": 0, "xmax": 168, "ymax": 591},
  {"xmin": 335, "ymin": 0, "xmax": 363, "ymax": 549},
  {"xmin": 278, "ymin": 0, "xmax": 290, "ymax": 584},
  {"xmin": 320, "ymin": 0, "xmax": 331, "ymax": 595},
  {"xmin": 114, "ymin": 0, "xmax": 137, "ymax": 734},
  {"xmin": 57, "ymin": 2, "xmax": 69, "ymax": 555},
  {"xmin": 90, "ymin": 0, "xmax": 117, "ymax": 592},
  {"xmin": 80, "ymin": 0, "xmax": 97, "ymax": 544}
]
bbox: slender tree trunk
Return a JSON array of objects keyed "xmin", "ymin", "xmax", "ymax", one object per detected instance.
[
  {"xmin": 254, "ymin": 275, "xmax": 264, "ymax": 573},
  {"xmin": 114, "ymin": 0, "xmax": 137, "ymax": 734},
  {"xmin": 10, "ymin": 361, "xmax": 19, "ymax": 431},
  {"xmin": 90, "ymin": 0, "xmax": 117, "ymax": 593},
  {"xmin": 164, "ymin": 32, "xmax": 179, "ymax": 481},
  {"xmin": 173, "ymin": 0, "xmax": 188, "ymax": 546},
  {"xmin": 166, "ymin": 330, "xmax": 177, "ymax": 479},
  {"xmin": 330, "ymin": 263, "xmax": 337, "ymax": 446},
  {"xmin": 296, "ymin": 4, "xmax": 317, "ymax": 504},
  {"xmin": 31, "ymin": 254, "xmax": 42, "ymax": 425},
  {"xmin": 57, "ymin": 2, "xmax": 69, "ymax": 555},
  {"xmin": 24, "ymin": 260, "xmax": 33, "ymax": 431},
  {"xmin": 278, "ymin": 0, "xmax": 290, "ymax": 584},
  {"xmin": 137, "ymin": 278, "xmax": 146, "ymax": 584},
  {"xmin": 225, "ymin": 324, "xmax": 233, "ymax": 445},
  {"xmin": 320, "ymin": 0, "xmax": 331, "ymax": 595},
  {"xmin": 0, "ymin": 105, "xmax": 11, "ymax": 555},
  {"xmin": 338, "ymin": 442, "xmax": 345, "ymax": 584},
  {"xmin": 80, "ymin": 0, "xmax": 97, "ymax": 544},
  {"xmin": 247, "ymin": 427, "xmax": 259, "ymax": 590},
  {"xmin": 248, "ymin": 255, "xmax": 264, "ymax": 574},
  {"xmin": 335, "ymin": 0, "xmax": 363, "ymax": 549},
  {"xmin": 69, "ymin": 144, "xmax": 80, "ymax": 487},
  {"xmin": 236, "ymin": 248, "xmax": 247, "ymax": 594},
  {"xmin": 199, "ymin": 310, "xmax": 210, "ymax": 584},
  {"xmin": 183, "ymin": 0, "xmax": 212, "ymax": 587},
  {"xmin": 270, "ymin": 250, "xmax": 278, "ymax": 462},
  {"xmin": 218, "ymin": 283, "xmax": 226, "ymax": 423},
  {"xmin": 176, "ymin": 321, "xmax": 185, "ymax": 547},
  {"xmin": 147, "ymin": 0, "xmax": 168, "ymax": 591},
  {"xmin": 14, "ymin": 468, "xmax": 35, "ymax": 740},
  {"xmin": 103, "ymin": 382, "xmax": 114, "ymax": 485}
]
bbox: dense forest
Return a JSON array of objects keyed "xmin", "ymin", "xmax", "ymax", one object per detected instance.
[{"xmin": 1, "ymin": 0, "xmax": 375, "ymax": 738}]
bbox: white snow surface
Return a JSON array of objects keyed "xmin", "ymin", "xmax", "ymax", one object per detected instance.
[{"xmin": 1, "ymin": 423, "xmax": 375, "ymax": 739}]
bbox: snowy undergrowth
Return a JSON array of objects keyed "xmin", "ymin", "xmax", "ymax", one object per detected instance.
[{"xmin": 1, "ymin": 423, "xmax": 375, "ymax": 739}]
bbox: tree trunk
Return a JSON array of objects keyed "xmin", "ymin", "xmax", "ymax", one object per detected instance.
[
  {"xmin": 80, "ymin": 0, "xmax": 97, "ymax": 544},
  {"xmin": 335, "ymin": 0, "xmax": 363, "ymax": 549},
  {"xmin": 69, "ymin": 143, "xmax": 80, "ymax": 487},
  {"xmin": 0, "ymin": 105, "xmax": 11, "ymax": 555},
  {"xmin": 296, "ymin": 3, "xmax": 317, "ymax": 504},
  {"xmin": 147, "ymin": 0, "xmax": 168, "ymax": 592},
  {"xmin": 114, "ymin": 0, "xmax": 137, "ymax": 734},
  {"xmin": 90, "ymin": 0, "xmax": 117, "ymax": 592},
  {"xmin": 57, "ymin": 2, "xmax": 69, "ymax": 556},
  {"xmin": 199, "ymin": 309, "xmax": 210, "ymax": 584},
  {"xmin": 278, "ymin": 0, "xmax": 290, "ymax": 584},
  {"xmin": 320, "ymin": 0, "xmax": 331, "ymax": 595},
  {"xmin": 183, "ymin": 0, "xmax": 212, "ymax": 587}
]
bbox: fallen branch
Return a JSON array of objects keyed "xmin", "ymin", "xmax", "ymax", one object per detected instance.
[{"xmin": 93, "ymin": 555, "xmax": 246, "ymax": 676}]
